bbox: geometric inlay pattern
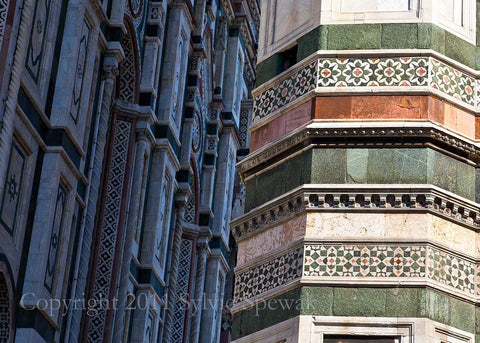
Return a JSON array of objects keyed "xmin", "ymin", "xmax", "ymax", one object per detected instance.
[
  {"xmin": 234, "ymin": 246, "xmax": 303, "ymax": 303},
  {"xmin": 0, "ymin": 273, "xmax": 10, "ymax": 343},
  {"xmin": 171, "ymin": 238, "xmax": 193, "ymax": 343},
  {"xmin": 86, "ymin": 119, "xmax": 132, "ymax": 342},
  {"xmin": 239, "ymin": 102, "xmax": 252, "ymax": 149},
  {"xmin": 184, "ymin": 173, "xmax": 196, "ymax": 224},
  {"xmin": 0, "ymin": 0, "xmax": 9, "ymax": 49},
  {"xmin": 253, "ymin": 60, "xmax": 317, "ymax": 122},
  {"xmin": 233, "ymin": 243, "xmax": 478, "ymax": 304},
  {"xmin": 118, "ymin": 33, "xmax": 136, "ymax": 103},
  {"xmin": 304, "ymin": 245, "xmax": 426, "ymax": 278},
  {"xmin": 427, "ymin": 247, "xmax": 476, "ymax": 295},
  {"xmin": 252, "ymin": 56, "xmax": 479, "ymax": 123},
  {"xmin": 304, "ymin": 244, "xmax": 476, "ymax": 295}
]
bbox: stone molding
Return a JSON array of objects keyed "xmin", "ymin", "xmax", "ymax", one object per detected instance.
[
  {"xmin": 251, "ymin": 50, "xmax": 480, "ymax": 127},
  {"xmin": 233, "ymin": 239, "xmax": 479, "ymax": 307},
  {"xmin": 237, "ymin": 121, "xmax": 480, "ymax": 179},
  {"xmin": 231, "ymin": 184, "xmax": 480, "ymax": 241},
  {"xmin": 232, "ymin": 316, "xmax": 474, "ymax": 343}
]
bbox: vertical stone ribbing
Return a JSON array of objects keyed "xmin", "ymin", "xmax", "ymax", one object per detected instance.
[
  {"xmin": 190, "ymin": 243, "xmax": 209, "ymax": 343},
  {"xmin": 68, "ymin": 65, "xmax": 118, "ymax": 343},
  {"xmin": 112, "ymin": 132, "xmax": 149, "ymax": 343},
  {"xmin": 162, "ymin": 201, "xmax": 186, "ymax": 343}
]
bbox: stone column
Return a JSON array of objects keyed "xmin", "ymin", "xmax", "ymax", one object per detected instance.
[
  {"xmin": 161, "ymin": 197, "xmax": 187, "ymax": 343},
  {"xmin": 67, "ymin": 61, "xmax": 119, "ymax": 343},
  {"xmin": 112, "ymin": 127, "xmax": 152, "ymax": 343},
  {"xmin": 190, "ymin": 241, "xmax": 210, "ymax": 343}
]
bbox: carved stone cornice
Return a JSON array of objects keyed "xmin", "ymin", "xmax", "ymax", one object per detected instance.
[
  {"xmin": 136, "ymin": 127, "xmax": 155, "ymax": 145},
  {"xmin": 219, "ymin": 0, "xmax": 235, "ymax": 24},
  {"xmin": 231, "ymin": 184, "xmax": 480, "ymax": 241},
  {"xmin": 237, "ymin": 122, "xmax": 480, "ymax": 179},
  {"xmin": 102, "ymin": 64, "xmax": 120, "ymax": 80}
]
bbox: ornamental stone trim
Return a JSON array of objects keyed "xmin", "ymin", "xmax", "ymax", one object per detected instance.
[
  {"xmin": 251, "ymin": 51, "xmax": 480, "ymax": 126},
  {"xmin": 231, "ymin": 185, "xmax": 480, "ymax": 241},
  {"xmin": 233, "ymin": 241, "xmax": 478, "ymax": 305},
  {"xmin": 237, "ymin": 122, "xmax": 480, "ymax": 177}
]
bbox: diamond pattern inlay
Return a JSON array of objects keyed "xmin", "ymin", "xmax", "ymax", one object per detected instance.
[{"xmin": 86, "ymin": 119, "xmax": 132, "ymax": 342}]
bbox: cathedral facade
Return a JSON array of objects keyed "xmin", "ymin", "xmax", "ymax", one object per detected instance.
[
  {"xmin": 0, "ymin": 0, "xmax": 258, "ymax": 342},
  {"xmin": 232, "ymin": 1, "xmax": 480, "ymax": 342}
]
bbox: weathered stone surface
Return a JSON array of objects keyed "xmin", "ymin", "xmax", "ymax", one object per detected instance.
[{"xmin": 333, "ymin": 288, "xmax": 387, "ymax": 317}]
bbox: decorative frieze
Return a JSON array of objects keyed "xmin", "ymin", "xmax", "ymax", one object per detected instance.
[
  {"xmin": 304, "ymin": 243, "xmax": 476, "ymax": 296},
  {"xmin": 231, "ymin": 185, "xmax": 480, "ymax": 241},
  {"xmin": 234, "ymin": 246, "xmax": 303, "ymax": 303},
  {"xmin": 234, "ymin": 242, "xmax": 478, "ymax": 304},
  {"xmin": 253, "ymin": 59, "xmax": 317, "ymax": 123},
  {"xmin": 252, "ymin": 53, "xmax": 480, "ymax": 124},
  {"xmin": 237, "ymin": 122, "xmax": 480, "ymax": 176},
  {"xmin": 426, "ymin": 247, "xmax": 476, "ymax": 295},
  {"xmin": 304, "ymin": 244, "xmax": 426, "ymax": 278}
]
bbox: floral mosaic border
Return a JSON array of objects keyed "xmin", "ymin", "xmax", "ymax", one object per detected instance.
[
  {"xmin": 234, "ymin": 243, "xmax": 478, "ymax": 304},
  {"xmin": 252, "ymin": 56, "xmax": 478, "ymax": 124}
]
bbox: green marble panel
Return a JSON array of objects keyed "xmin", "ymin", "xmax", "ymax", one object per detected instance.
[
  {"xmin": 300, "ymin": 286, "xmax": 333, "ymax": 316},
  {"xmin": 256, "ymin": 53, "xmax": 284, "ymax": 86},
  {"xmin": 346, "ymin": 149, "xmax": 368, "ymax": 183},
  {"xmin": 450, "ymin": 297, "xmax": 476, "ymax": 332},
  {"xmin": 286, "ymin": 149, "xmax": 312, "ymax": 190},
  {"xmin": 327, "ymin": 24, "xmax": 382, "ymax": 50},
  {"xmin": 244, "ymin": 178, "xmax": 257, "ymax": 211},
  {"xmin": 445, "ymin": 30, "xmax": 477, "ymax": 69},
  {"xmin": 457, "ymin": 161, "xmax": 476, "ymax": 200},
  {"xmin": 332, "ymin": 288, "xmax": 387, "ymax": 317},
  {"xmin": 477, "ymin": 306, "xmax": 480, "ymax": 335},
  {"xmin": 311, "ymin": 149, "xmax": 347, "ymax": 184},
  {"xmin": 475, "ymin": 169, "xmax": 480, "ymax": 203},
  {"xmin": 231, "ymin": 288, "xmax": 302, "ymax": 339},
  {"xmin": 397, "ymin": 148, "xmax": 428, "ymax": 184},
  {"xmin": 367, "ymin": 149, "xmax": 396, "ymax": 184},
  {"xmin": 256, "ymin": 166, "xmax": 286, "ymax": 207},
  {"xmin": 245, "ymin": 147, "xmax": 475, "ymax": 210},
  {"xmin": 385, "ymin": 288, "xmax": 419, "ymax": 317},
  {"xmin": 381, "ymin": 23, "xmax": 418, "ymax": 49},
  {"xmin": 297, "ymin": 26, "xmax": 328, "ymax": 61},
  {"xmin": 419, "ymin": 288, "xmax": 451, "ymax": 325}
]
